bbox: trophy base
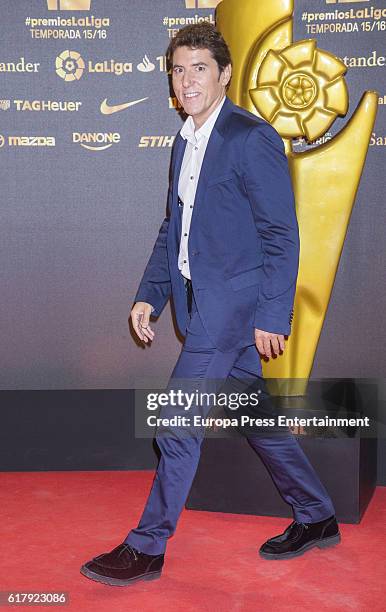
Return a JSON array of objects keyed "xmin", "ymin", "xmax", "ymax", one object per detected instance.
[{"xmin": 186, "ymin": 379, "xmax": 379, "ymax": 523}]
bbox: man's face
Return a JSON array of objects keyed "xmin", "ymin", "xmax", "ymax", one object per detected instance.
[{"xmin": 172, "ymin": 46, "xmax": 231, "ymax": 128}]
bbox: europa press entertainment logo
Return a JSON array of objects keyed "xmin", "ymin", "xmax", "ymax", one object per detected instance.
[{"xmin": 47, "ymin": 0, "xmax": 91, "ymax": 9}]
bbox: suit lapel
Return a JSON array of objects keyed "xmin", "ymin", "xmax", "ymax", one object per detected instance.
[
  {"xmin": 169, "ymin": 133, "xmax": 186, "ymax": 249},
  {"xmin": 192, "ymin": 127, "xmax": 224, "ymax": 213},
  {"xmin": 191, "ymin": 96, "xmax": 234, "ymax": 219},
  {"xmin": 171, "ymin": 133, "xmax": 186, "ymax": 204}
]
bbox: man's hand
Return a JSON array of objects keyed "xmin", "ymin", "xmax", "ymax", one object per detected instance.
[
  {"xmin": 255, "ymin": 328, "xmax": 285, "ymax": 359},
  {"xmin": 130, "ymin": 302, "xmax": 155, "ymax": 344}
]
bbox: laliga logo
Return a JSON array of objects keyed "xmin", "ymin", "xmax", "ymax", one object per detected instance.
[
  {"xmin": 47, "ymin": 1, "xmax": 91, "ymax": 9},
  {"xmin": 56, "ymin": 50, "xmax": 85, "ymax": 81},
  {"xmin": 185, "ymin": 1, "xmax": 221, "ymax": 8}
]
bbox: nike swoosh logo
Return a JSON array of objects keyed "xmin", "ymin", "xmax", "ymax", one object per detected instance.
[{"xmin": 100, "ymin": 96, "xmax": 148, "ymax": 115}]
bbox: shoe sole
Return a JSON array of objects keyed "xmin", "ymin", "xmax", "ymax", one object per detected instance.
[
  {"xmin": 259, "ymin": 533, "xmax": 341, "ymax": 560},
  {"xmin": 80, "ymin": 565, "xmax": 162, "ymax": 586}
]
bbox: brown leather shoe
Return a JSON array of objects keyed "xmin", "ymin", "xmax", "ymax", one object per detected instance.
[{"xmin": 80, "ymin": 543, "xmax": 164, "ymax": 586}]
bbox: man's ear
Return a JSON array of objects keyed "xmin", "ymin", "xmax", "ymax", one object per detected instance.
[{"xmin": 220, "ymin": 63, "xmax": 232, "ymax": 88}]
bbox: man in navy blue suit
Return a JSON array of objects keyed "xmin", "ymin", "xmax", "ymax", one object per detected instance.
[{"xmin": 81, "ymin": 23, "xmax": 340, "ymax": 587}]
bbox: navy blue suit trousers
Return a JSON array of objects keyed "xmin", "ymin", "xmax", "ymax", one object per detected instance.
[{"xmin": 125, "ymin": 289, "xmax": 335, "ymax": 555}]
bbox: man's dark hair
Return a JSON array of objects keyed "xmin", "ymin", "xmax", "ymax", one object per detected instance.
[{"xmin": 166, "ymin": 22, "xmax": 232, "ymax": 81}]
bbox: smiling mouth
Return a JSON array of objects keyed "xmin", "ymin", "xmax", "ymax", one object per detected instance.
[{"xmin": 184, "ymin": 92, "xmax": 200, "ymax": 99}]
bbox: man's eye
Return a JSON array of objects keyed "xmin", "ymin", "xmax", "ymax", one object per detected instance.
[
  {"xmin": 197, "ymin": 66, "xmax": 205, "ymax": 71},
  {"xmin": 173, "ymin": 67, "xmax": 182, "ymax": 74}
]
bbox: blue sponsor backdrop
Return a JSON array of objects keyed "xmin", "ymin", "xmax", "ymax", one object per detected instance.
[{"xmin": 0, "ymin": 0, "xmax": 385, "ymax": 389}]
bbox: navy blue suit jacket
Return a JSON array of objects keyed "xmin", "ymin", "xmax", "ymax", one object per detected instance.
[{"xmin": 134, "ymin": 96, "xmax": 300, "ymax": 352}]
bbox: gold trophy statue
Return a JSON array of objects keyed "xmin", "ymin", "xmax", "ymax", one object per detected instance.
[{"xmin": 217, "ymin": 0, "xmax": 378, "ymax": 396}]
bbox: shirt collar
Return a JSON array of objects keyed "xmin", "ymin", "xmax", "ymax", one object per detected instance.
[{"xmin": 180, "ymin": 95, "xmax": 226, "ymax": 145}]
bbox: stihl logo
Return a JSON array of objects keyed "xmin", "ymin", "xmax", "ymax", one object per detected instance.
[{"xmin": 47, "ymin": 1, "xmax": 91, "ymax": 10}]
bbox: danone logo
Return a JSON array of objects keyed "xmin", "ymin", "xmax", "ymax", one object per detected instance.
[
  {"xmin": 47, "ymin": 1, "xmax": 92, "ymax": 9},
  {"xmin": 73, "ymin": 132, "xmax": 120, "ymax": 151},
  {"xmin": 185, "ymin": 1, "xmax": 221, "ymax": 8}
]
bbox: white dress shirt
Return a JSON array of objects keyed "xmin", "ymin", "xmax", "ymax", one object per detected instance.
[{"xmin": 178, "ymin": 96, "xmax": 226, "ymax": 280}]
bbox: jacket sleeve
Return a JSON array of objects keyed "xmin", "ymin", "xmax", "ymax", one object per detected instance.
[
  {"xmin": 133, "ymin": 192, "xmax": 172, "ymax": 317},
  {"xmin": 242, "ymin": 122, "xmax": 300, "ymax": 335}
]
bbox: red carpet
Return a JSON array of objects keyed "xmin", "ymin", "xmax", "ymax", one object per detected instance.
[{"xmin": 0, "ymin": 471, "xmax": 385, "ymax": 611}]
